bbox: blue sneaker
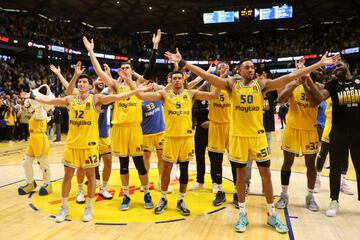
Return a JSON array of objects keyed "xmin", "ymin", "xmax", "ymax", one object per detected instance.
[
  {"xmin": 267, "ymin": 213, "xmax": 289, "ymax": 233},
  {"xmin": 234, "ymin": 212, "xmax": 249, "ymax": 233},
  {"xmin": 120, "ymin": 195, "xmax": 131, "ymax": 210},
  {"xmin": 144, "ymin": 192, "xmax": 154, "ymax": 209},
  {"xmin": 39, "ymin": 183, "xmax": 52, "ymax": 196},
  {"xmin": 18, "ymin": 181, "xmax": 37, "ymax": 195}
]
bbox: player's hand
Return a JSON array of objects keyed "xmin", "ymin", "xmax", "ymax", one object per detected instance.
[
  {"xmin": 152, "ymin": 29, "xmax": 161, "ymax": 49},
  {"xmin": 74, "ymin": 61, "xmax": 85, "ymax": 76},
  {"xmin": 164, "ymin": 48, "xmax": 182, "ymax": 63},
  {"xmin": 295, "ymin": 58, "xmax": 306, "ymax": 69},
  {"xmin": 103, "ymin": 63, "xmax": 111, "ymax": 74},
  {"xmin": 50, "ymin": 65, "xmax": 61, "ymax": 75},
  {"xmin": 320, "ymin": 51, "xmax": 341, "ymax": 66},
  {"xmin": 82, "ymin": 36, "xmax": 94, "ymax": 52},
  {"xmin": 118, "ymin": 68, "xmax": 132, "ymax": 82}
]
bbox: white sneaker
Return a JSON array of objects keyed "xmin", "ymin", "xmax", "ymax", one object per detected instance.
[
  {"xmin": 212, "ymin": 183, "xmax": 219, "ymax": 194},
  {"xmin": 99, "ymin": 188, "xmax": 113, "ymax": 199},
  {"xmin": 340, "ymin": 182, "xmax": 354, "ymax": 195},
  {"xmin": 314, "ymin": 177, "xmax": 321, "ymax": 193},
  {"xmin": 76, "ymin": 190, "xmax": 86, "ymax": 204},
  {"xmin": 55, "ymin": 206, "xmax": 69, "ymax": 223},
  {"xmin": 325, "ymin": 200, "xmax": 339, "ymax": 217},
  {"xmin": 82, "ymin": 206, "xmax": 93, "ymax": 222},
  {"xmin": 189, "ymin": 182, "xmax": 204, "ymax": 191}
]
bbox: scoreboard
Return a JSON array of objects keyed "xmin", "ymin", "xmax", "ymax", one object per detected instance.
[{"xmin": 254, "ymin": 5, "xmax": 293, "ymax": 20}]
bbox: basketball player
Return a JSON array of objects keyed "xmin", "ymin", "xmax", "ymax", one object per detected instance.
[
  {"xmin": 275, "ymin": 59, "xmax": 322, "ymax": 212},
  {"xmin": 51, "ymin": 62, "xmax": 114, "ymax": 202},
  {"xmin": 23, "ymin": 73, "xmax": 150, "ymax": 222},
  {"xmin": 306, "ymin": 59, "xmax": 360, "ymax": 217},
  {"xmin": 82, "ymin": 32, "xmax": 161, "ymax": 210},
  {"xmin": 18, "ymin": 96, "xmax": 52, "ymax": 196},
  {"xmin": 119, "ymin": 69, "xmax": 220, "ymax": 216},
  {"xmin": 164, "ymin": 48, "xmax": 339, "ymax": 233}
]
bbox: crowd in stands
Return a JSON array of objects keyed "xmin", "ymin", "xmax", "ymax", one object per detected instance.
[{"xmin": 1, "ymin": 11, "xmax": 359, "ymax": 60}]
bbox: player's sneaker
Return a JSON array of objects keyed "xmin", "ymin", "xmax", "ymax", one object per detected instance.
[
  {"xmin": 76, "ymin": 189, "xmax": 86, "ymax": 204},
  {"xmin": 39, "ymin": 183, "xmax": 52, "ymax": 196},
  {"xmin": 306, "ymin": 194, "xmax": 319, "ymax": 211},
  {"xmin": 325, "ymin": 200, "xmax": 339, "ymax": 217},
  {"xmin": 176, "ymin": 199, "xmax": 191, "ymax": 216},
  {"xmin": 119, "ymin": 195, "xmax": 131, "ymax": 210},
  {"xmin": 234, "ymin": 212, "xmax": 249, "ymax": 233},
  {"xmin": 233, "ymin": 193, "xmax": 239, "ymax": 209},
  {"xmin": 340, "ymin": 182, "xmax": 354, "ymax": 195},
  {"xmin": 275, "ymin": 192, "xmax": 288, "ymax": 209},
  {"xmin": 267, "ymin": 213, "xmax": 289, "ymax": 233},
  {"xmin": 82, "ymin": 206, "xmax": 93, "ymax": 222},
  {"xmin": 55, "ymin": 206, "xmax": 69, "ymax": 223},
  {"xmin": 213, "ymin": 191, "xmax": 226, "ymax": 206},
  {"xmin": 154, "ymin": 198, "xmax": 167, "ymax": 214},
  {"xmin": 18, "ymin": 181, "xmax": 37, "ymax": 195},
  {"xmin": 212, "ymin": 183, "xmax": 219, "ymax": 194},
  {"xmin": 313, "ymin": 177, "xmax": 321, "ymax": 193},
  {"xmin": 189, "ymin": 182, "xmax": 204, "ymax": 191},
  {"xmin": 99, "ymin": 188, "xmax": 113, "ymax": 199},
  {"xmin": 144, "ymin": 192, "xmax": 154, "ymax": 209}
]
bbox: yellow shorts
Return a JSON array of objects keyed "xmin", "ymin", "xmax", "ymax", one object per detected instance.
[
  {"xmin": 111, "ymin": 124, "xmax": 143, "ymax": 157},
  {"xmin": 143, "ymin": 132, "xmax": 165, "ymax": 151},
  {"xmin": 163, "ymin": 136, "xmax": 194, "ymax": 163},
  {"xmin": 229, "ymin": 135, "xmax": 270, "ymax": 163},
  {"xmin": 321, "ymin": 119, "xmax": 331, "ymax": 143},
  {"xmin": 208, "ymin": 121, "xmax": 229, "ymax": 153},
  {"xmin": 26, "ymin": 133, "xmax": 50, "ymax": 157},
  {"xmin": 63, "ymin": 147, "xmax": 99, "ymax": 168},
  {"xmin": 282, "ymin": 127, "xmax": 319, "ymax": 155},
  {"xmin": 99, "ymin": 137, "xmax": 111, "ymax": 155}
]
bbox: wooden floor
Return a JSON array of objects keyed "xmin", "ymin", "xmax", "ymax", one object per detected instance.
[{"xmin": 0, "ymin": 124, "xmax": 359, "ymax": 240}]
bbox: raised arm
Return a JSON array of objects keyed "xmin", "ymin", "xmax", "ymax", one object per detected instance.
[
  {"xmin": 66, "ymin": 61, "xmax": 84, "ymax": 96},
  {"xmin": 96, "ymin": 85, "xmax": 152, "ymax": 105},
  {"xmin": 302, "ymin": 76, "xmax": 321, "ymax": 107},
  {"xmin": 83, "ymin": 36, "xmax": 118, "ymax": 92},
  {"xmin": 263, "ymin": 53, "xmax": 341, "ymax": 92},
  {"xmin": 191, "ymin": 87, "xmax": 220, "ymax": 101},
  {"xmin": 277, "ymin": 80, "xmax": 298, "ymax": 104},
  {"xmin": 50, "ymin": 65, "xmax": 70, "ymax": 89},
  {"xmin": 164, "ymin": 48, "xmax": 232, "ymax": 91}
]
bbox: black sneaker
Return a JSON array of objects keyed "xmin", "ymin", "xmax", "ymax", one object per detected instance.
[
  {"xmin": 177, "ymin": 199, "xmax": 191, "ymax": 216},
  {"xmin": 154, "ymin": 198, "xmax": 167, "ymax": 214},
  {"xmin": 233, "ymin": 193, "xmax": 239, "ymax": 209},
  {"xmin": 213, "ymin": 191, "xmax": 226, "ymax": 206},
  {"xmin": 144, "ymin": 192, "xmax": 154, "ymax": 209},
  {"xmin": 119, "ymin": 195, "xmax": 131, "ymax": 210}
]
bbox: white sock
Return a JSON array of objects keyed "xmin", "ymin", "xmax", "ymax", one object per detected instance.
[
  {"xmin": 87, "ymin": 198, "xmax": 94, "ymax": 207},
  {"xmin": 179, "ymin": 193, "xmax": 185, "ymax": 201},
  {"xmin": 62, "ymin": 198, "xmax": 68, "ymax": 208},
  {"xmin": 218, "ymin": 184, "xmax": 223, "ymax": 192},
  {"xmin": 101, "ymin": 181, "xmax": 108, "ymax": 189},
  {"xmin": 161, "ymin": 190, "xmax": 167, "ymax": 200},
  {"xmin": 341, "ymin": 174, "xmax": 346, "ymax": 185},
  {"xmin": 281, "ymin": 185, "xmax": 288, "ymax": 194},
  {"xmin": 239, "ymin": 202, "xmax": 246, "ymax": 214},
  {"xmin": 317, "ymin": 172, "xmax": 321, "ymax": 178},
  {"xmin": 267, "ymin": 203, "xmax": 275, "ymax": 215},
  {"xmin": 308, "ymin": 189, "xmax": 314, "ymax": 195},
  {"xmin": 122, "ymin": 186, "xmax": 129, "ymax": 196},
  {"xmin": 143, "ymin": 183, "xmax": 149, "ymax": 194}
]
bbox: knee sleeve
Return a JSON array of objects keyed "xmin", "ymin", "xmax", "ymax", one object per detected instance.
[
  {"xmin": 133, "ymin": 156, "xmax": 147, "ymax": 175},
  {"xmin": 38, "ymin": 156, "xmax": 51, "ymax": 184},
  {"xmin": 281, "ymin": 170, "xmax": 291, "ymax": 185},
  {"xmin": 119, "ymin": 157, "xmax": 129, "ymax": 175},
  {"xmin": 179, "ymin": 161, "xmax": 189, "ymax": 184},
  {"xmin": 23, "ymin": 155, "xmax": 34, "ymax": 183}
]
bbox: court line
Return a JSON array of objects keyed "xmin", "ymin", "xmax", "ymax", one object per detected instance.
[
  {"xmin": 29, "ymin": 203, "xmax": 39, "ymax": 211},
  {"xmin": 284, "ymin": 207, "xmax": 295, "ymax": 240},
  {"xmin": 95, "ymin": 222, "xmax": 127, "ymax": 226},
  {"xmin": 207, "ymin": 206, "xmax": 226, "ymax": 215},
  {"xmin": 155, "ymin": 218, "xmax": 186, "ymax": 224}
]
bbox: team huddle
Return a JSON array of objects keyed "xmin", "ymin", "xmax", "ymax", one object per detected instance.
[{"xmin": 16, "ymin": 29, "xmax": 360, "ymax": 234}]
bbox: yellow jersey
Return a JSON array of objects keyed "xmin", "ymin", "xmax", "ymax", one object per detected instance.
[
  {"xmin": 66, "ymin": 94, "xmax": 99, "ymax": 149},
  {"xmin": 28, "ymin": 115, "xmax": 47, "ymax": 134},
  {"xmin": 163, "ymin": 89, "xmax": 193, "ymax": 137},
  {"xmin": 230, "ymin": 80, "xmax": 265, "ymax": 137},
  {"xmin": 286, "ymin": 85, "xmax": 318, "ymax": 130},
  {"xmin": 325, "ymin": 97, "xmax": 332, "ymax": 120},
  {"xmin": 112, "ymin": 82, "xmax": 142, "ymax": 125},
  {"xmin": 209, "ymin": 86, "xmax": 231, "ymax": 123}
]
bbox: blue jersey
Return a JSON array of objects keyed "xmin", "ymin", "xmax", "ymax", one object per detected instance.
[
  {"xmin": 317, "ymin": 100, "xmax": 326, "ymax": 128},
  {"xmin": 142, "ymin": 100, "xmax": 165, "ymax": 135}
]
